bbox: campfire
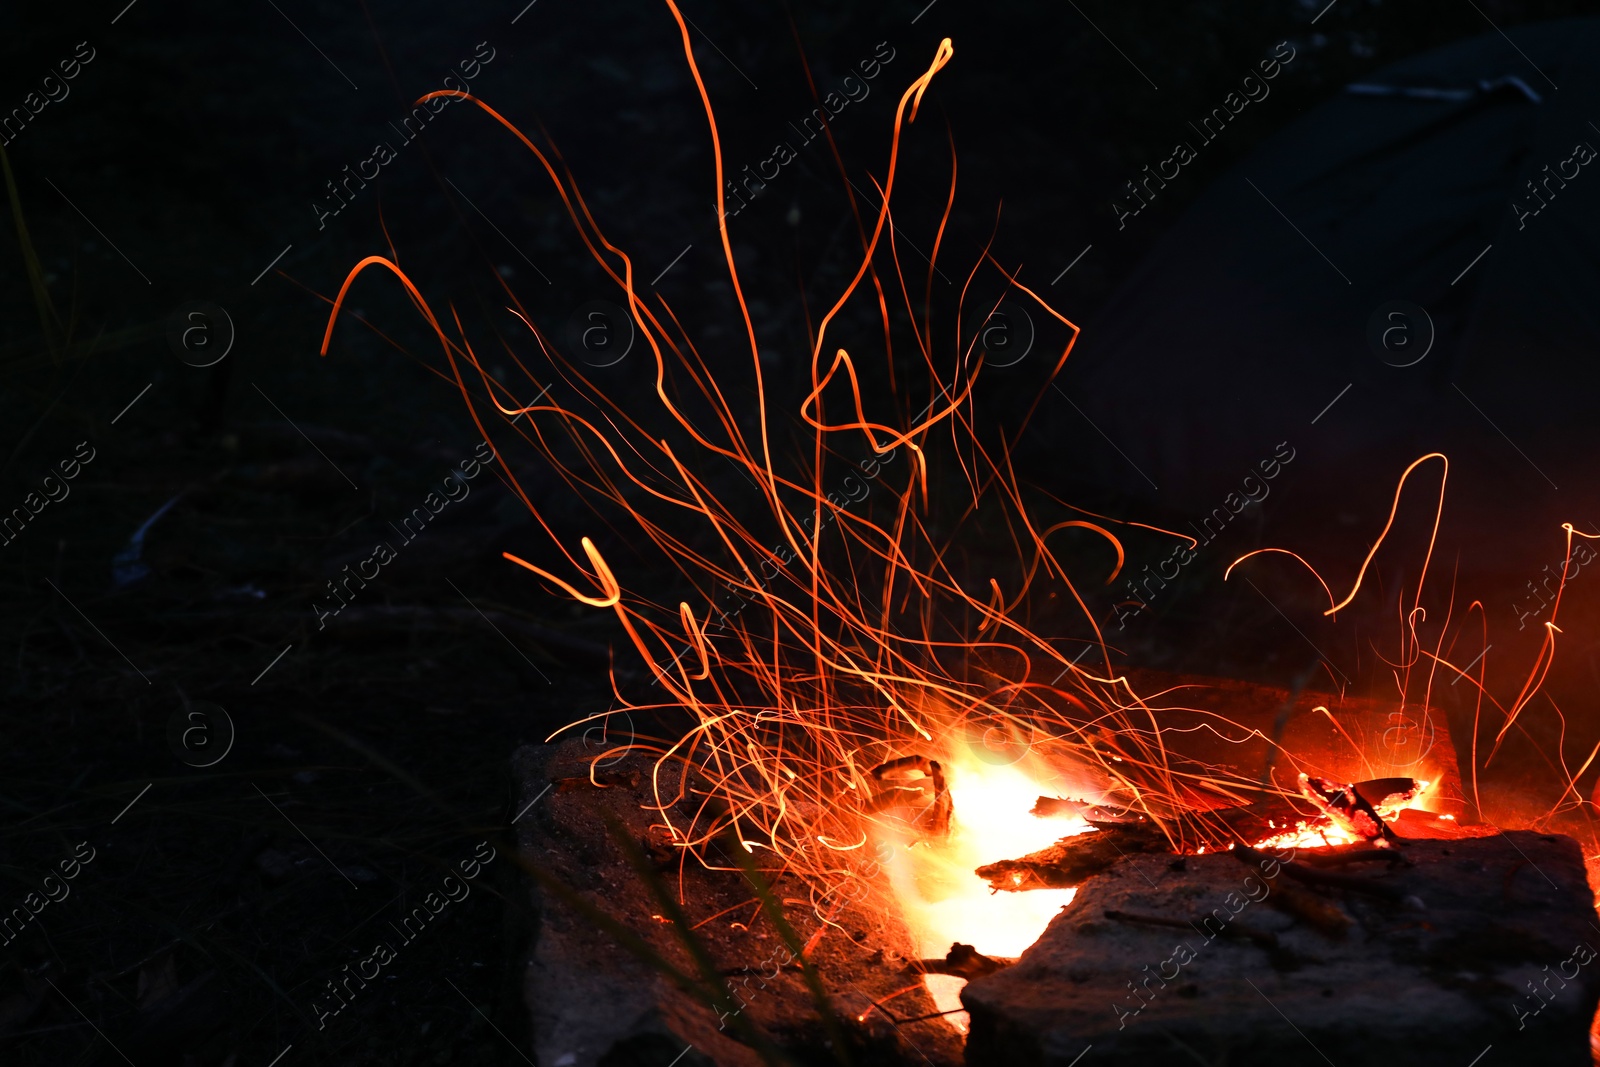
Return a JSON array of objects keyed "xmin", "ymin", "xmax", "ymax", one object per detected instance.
[{"xmin": 317, "ymin": 5, "xmax": 1600, "ymax": 1064}]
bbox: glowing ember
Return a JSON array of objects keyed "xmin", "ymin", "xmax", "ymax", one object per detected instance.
[{"xmin": 1248, "ymin": 820, "xmax": 1360, "ymax": 852}]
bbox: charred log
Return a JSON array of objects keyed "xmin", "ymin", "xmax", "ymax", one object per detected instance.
[{"xmin": 976, "ymin": 819, "xmax": 1168, "ymax": 891}]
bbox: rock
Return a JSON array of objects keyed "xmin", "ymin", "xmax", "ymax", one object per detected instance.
[
  {"xmin": 512, "ymin": 740, "xmax": 963, "ymax": 1067},
  {"xmin": 962, "ymin": 832, "xmax": 1600, "ymax": 1066}
]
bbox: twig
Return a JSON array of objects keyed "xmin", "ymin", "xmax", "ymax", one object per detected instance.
[{"xmin": 904, "ymin": 943, "xmax": 1013, "ymax": 980}]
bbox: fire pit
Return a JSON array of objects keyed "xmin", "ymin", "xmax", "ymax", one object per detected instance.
[{"xmin": 515, "ymin": 662, "xmax": 1600, "ymax": 1062}]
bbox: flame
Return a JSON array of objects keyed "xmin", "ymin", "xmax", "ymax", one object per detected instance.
[
  {"xmin": 881, "ymin": 748, "xmax": 1090, "ymax": 961},
  {"xmin": 879, "ymin": 744, "xmax": 1091, "ymax": 1032},
  {"xmin": 314, "ymin": 0, "xmax": 1598, "ymax": 1044},
  {"xmin": 1248, "ymin": 820, "xmax": 1359, "ymax": 852}
]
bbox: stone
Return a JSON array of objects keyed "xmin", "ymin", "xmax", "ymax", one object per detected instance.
[
  {"xmin": 512, "ymin": 740, "xmax": 964, "ymax": 1067},
  {"xmin": 962, "ymin": 831, "xmax": 1600, "ymax": 1066}
]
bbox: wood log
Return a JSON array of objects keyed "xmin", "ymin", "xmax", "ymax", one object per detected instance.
[{"xmin": 975, "ymin": 819, "xmax": 1168, "ymax": 891}]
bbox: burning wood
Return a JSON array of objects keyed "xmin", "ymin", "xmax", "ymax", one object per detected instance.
[
  {"xmin": 1297, "ymin": 773, "xmax": 1402, "ymax": 843},
  {"xmin": 1029, "ymin": 796, "xmax": 1131, "ymax": 820},
  {"xmin": 906, "ymin": 943, "xmax": 1013, "ymax": 981},
  {"xmin": 1348, "ymin": 776, "xmax": 1427, "ymax": 808},
  {"xmin": 978, "ymin": 776, "xmax": 1428, "ymax": 893},
  {"xmin": 1227, "ymin": 846, "xmax": 1354, "ymax": 939},
  {"xmin": 975, "ymin": 817, "xmax": 1166, "ymax": 891},
  {"xmin": 864, "ymin": 755, "xmax": 952, "ymax": 839}
]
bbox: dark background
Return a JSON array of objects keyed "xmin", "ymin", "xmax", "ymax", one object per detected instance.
[{"xmin": 0, "ymin": 1, "xmax": 1591, "ymax": 1064}]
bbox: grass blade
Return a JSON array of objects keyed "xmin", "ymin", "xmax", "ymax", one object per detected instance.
[
  {"xmin": 732, "ymin": 845, "xmax": 853, "ymax": 1066},
  {"xmin": 0, "ymin": 142, "xmax": 64, "ymax": 363},
  {"xmin": 603, "ymin": 811, "xmax": 795, "ymax": 1065}
]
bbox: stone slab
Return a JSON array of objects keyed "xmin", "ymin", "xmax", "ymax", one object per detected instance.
[
  {"xmin": 963, "ymin": 831, "xmax": 1600, "ymax": 1066},
  {"xmin": 512, "ymin": 740, "xmax": 965, "ymax": 1067}
]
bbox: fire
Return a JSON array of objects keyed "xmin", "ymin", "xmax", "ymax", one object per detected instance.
[
  {"xmin": 885, "ymin": 752, "xmax": 1089, "ymax": 959},
  {"xmin": 878, "ymin": 745, "xmax": 1093, "ymax": 1031},
  {"xmin": 314, "ymin": 0, "xmax": 1599, "ymax": 1047},
  {"xmin": 1248, "ymin": 821, "xmax": 1359, "ymax": 852},
  {"xmin": 319, "ymin": 20, "xmax": 1151, "ymax": 933}
]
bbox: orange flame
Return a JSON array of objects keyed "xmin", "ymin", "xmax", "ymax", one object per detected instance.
[{"xmin": 313, "ymin": 1, "xmax": 1594, "ymax": 1018}]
